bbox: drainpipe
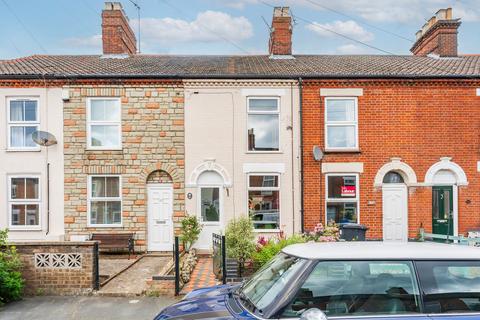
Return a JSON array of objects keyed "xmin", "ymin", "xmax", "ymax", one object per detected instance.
[{"xmin": 298, "ymin": 77, "xmax": 304, "ymax": 233}]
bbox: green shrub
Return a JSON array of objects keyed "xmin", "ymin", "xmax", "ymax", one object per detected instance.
[
  {"xmin": 0, "ymin": 229, "xmax": 24, "ymax": 305},
  {"xmin": 179, "ymin": 215, "xmax": 202, "ymax": 251},
  {"xmin": 225, "ymin": 217, "xmax": 255, "ymax": 268},
  {"xmin": 252, "ymin": 234, "xmax": 306, "ymax": 269}
]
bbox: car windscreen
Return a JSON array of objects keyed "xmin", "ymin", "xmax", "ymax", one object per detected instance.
[
  {"xmin": 416, "ymin": 260, "xmax": 480, "ymax": 314},
  {"xmin": 239, "ymin": 252, "xmax": 307, "ymax": 315}
]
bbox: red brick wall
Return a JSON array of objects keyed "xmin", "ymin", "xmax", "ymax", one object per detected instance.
[
  {"xmin": 302, "ymin": 79, "xmax": 480, "ymax": 239},
  {"xmin": 269, "ymin": 14, "xmax": 292, "ymax": 55}
]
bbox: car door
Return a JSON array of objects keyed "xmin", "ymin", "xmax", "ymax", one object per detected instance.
[
  {"xmin": 416, "ymin": 260, "xmax": 480, "ymax": 320},
  {"xmin": 278, "ymin": 260, "xmax": 430, "ymax": 320}
]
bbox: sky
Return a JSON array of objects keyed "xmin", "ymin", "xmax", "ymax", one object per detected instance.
[{"xmin": 0, "ymin": 0, "xmax": 479, "ymax": 59}]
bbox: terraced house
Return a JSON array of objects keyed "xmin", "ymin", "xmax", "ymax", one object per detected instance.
[{"xmin": 1, "ymin": 3, "xmax": 480, "ymax": 250}]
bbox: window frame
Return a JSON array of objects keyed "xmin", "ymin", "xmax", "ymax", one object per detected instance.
[
  {"xmin": 197, "ymin": 186, "xmax": 222, "ymax": 226},
  {"xmin": 87, "ymin": 175, "xmax": 123, "ymax": 227},
  {"xmin": 325, "ymin": 173, "xmax": 360, "ymax": 224},
  {"xmin": 324, "ymin": 96, "xmax": 359, "ymax": 151},
  {"xmin": 86, "ymin": 97, "xmax": 122, "ymax": 150},
  {"xmin": 8, "ymin": 175, "xmax": 42, "ymax": 230},
  {"xmin": 246, "ymin": 96, "xmax": 281, "ymax": 153},
  {"xmin": 247, "ymin": 173, "xmax": 281, "ymax": 232},
  {"xmin": 6, "ymin": 97, "xmax": 40, "ymax": 151}
]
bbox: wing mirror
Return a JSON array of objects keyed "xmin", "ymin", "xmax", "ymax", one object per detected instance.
[{"xmin": 300, "ymin": 308, "xmax": 328, "ymax": 320}]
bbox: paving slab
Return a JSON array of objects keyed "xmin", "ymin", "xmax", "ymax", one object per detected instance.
[
  {"xmin": 99, "ymin": 256, "xmax": 171, "ymax": 296},
  {"xmin": 0, "ymin": 296, "xmax": 179, "ymax": 320}
]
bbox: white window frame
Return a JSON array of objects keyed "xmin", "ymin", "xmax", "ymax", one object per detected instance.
[
  {"xmin": 8, "ymin": 175, "xmax": 42, "ymax": 230},
  {"xmin": 7, "ymin": 97, "xmax": 40, "ymax": 151},
  {"xmin": 246, "ymin": 97, "xmax": 281, "ymax": 153},
  {"xmin": 324, "ymin": 97, "xmax": 359, "ymax": 151},
  {"xmin": 87, "ymin": 175, "xmax": 123, "ymax": 227},
  {"xmin": 197, "ymin": 186, "xmax": 223, "ymax": 226},
  {"xmin": 325, "ymin": 173, "xmax": 360, "ymax": 224},
  {"xmin": 86, "ymin": 97, "xmax": 122, "ymax": 150},
  {"xmin": 247, "ymin": 173, "xmax": 281, "ymax": 232}
]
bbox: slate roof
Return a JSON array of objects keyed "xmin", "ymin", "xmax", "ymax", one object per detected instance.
[{"xmin": 1, "ymin": 54, "xmax": 480, "ymax": 79}]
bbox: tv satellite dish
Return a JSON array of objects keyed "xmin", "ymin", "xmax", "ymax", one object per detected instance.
[
  {"xmin": 313, "ymin": 145, "xmax": 323, "ymax": 161},
  {"xmin": 32, "ymin": 131, "xmax": 57, "ymax": 147}
]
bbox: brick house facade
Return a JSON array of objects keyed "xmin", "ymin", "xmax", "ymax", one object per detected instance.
[
  {"xmin": 63, "ymin": 82, "xmax": 185, "ymax": 251},
  {"xmin": 302, "ymin": 79, "xmax": 480, "ymax": 239}
]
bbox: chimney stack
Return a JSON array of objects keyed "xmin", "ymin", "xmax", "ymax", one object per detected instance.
[
  {"xmin": 102, "ymin": 2, "xmax": 137, "ymax": 55},
  {"xmin": 410, "ymin": 8, "xmax": 461, "ymax": 57},
  {"xmin": 269, "ymin": 7, "xmax": 292, "ymax": 57}
]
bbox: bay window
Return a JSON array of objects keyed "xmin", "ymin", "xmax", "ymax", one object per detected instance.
[
  {"xmin": 87, "ymin": 98, "xmax": 121, "ymax": 149},
  {"xmin": 248, "ymin": 174, "xmax": 280, "ymax": 230},
  {"xmin": 326, "ymin": 174, "xmax": 359, "ymax": 224},
  {"xmin": 9, "ymin": 176, "xmax": 40, "ymax": 228},
  {"xmin": 88, "ymin": 175, "xmax": 122, "ymax": 226},
  {"xmin": 325, "ymin": 97, "xmax": 358, "ymax": 150},
  {"xmin": 7, "ymin": 98, "xmax": 39, "ymax": 149},
  {"xmin": 247, "ymin": 98, "xmax": 279, "ymax": 151}
]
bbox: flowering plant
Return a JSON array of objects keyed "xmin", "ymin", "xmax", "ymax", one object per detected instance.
[{"xmin": 304, "ymin": 222, "xmax": 340, "ymax": 242}]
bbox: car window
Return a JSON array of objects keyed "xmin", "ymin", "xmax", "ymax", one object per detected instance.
[
  {"xmin": 281, "ymin": 261, "xmax": 421, "ymax": 318},
  {"xmin": 416, "ymin": 261, "xmax": 480, "ymax": 314},
  {"xmin": 241, "ymin": 253, "xmax": 307, "ymax": 314}
]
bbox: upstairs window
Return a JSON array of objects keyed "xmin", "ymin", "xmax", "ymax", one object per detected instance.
[
  {"xmin": 325, "ymin": 97, "xmax": 358, "ymax": 150},
  {"xmin": 9, "ymin": 176, "xmax": 40, "ymax": 228},
  {"xmin": 247, "ymin": 98, "xmax": 279, "ymax": 151},
  {"xmin": 7, "ymin": 98, "xmax": 39, "ymax": 149},
  {"xmin": 87, "ymin": 98, "xmax": 121, "ymax": 149}
]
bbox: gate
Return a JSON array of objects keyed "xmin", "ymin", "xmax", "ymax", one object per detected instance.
[{"xmin": 212, "ymin": 233, "xmax": 226, "ymax": 284}]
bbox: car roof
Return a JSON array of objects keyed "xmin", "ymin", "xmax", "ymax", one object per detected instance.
[{"xmin": 282, "ymin": 241, "xmax": 480, "ymax": 260}]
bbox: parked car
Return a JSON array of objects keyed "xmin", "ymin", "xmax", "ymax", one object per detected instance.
[{"xmin": 154, "ymin": 242, "xmax": 480, "ymax": 319}]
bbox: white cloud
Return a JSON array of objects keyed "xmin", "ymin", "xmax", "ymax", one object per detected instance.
[
  {"xmin": 218, "ymin": 0, "xmax": 480, "ymax": 23},
  {"xmin": 64, "ymin": 34, "xmax": 102, "ymax": 49},
  {"xmin": 307, "ymin": 20, "xmax": 374, "ymax": 42},
  {"xmin": 130, "ymin": 11, "xmax": 253, "ymax": 44},
  {"xmin": 336, "ymin": 43, "xmax": 371, "ymax": 54}
]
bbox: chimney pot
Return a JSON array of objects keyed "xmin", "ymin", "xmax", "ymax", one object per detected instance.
[
  {"xmin": 410, "ymin": 8, "xmax": 460, "ymax": 57},
  {"xmin": 102, "ymin": 1, "xmax": 137, "ymax": 55}
]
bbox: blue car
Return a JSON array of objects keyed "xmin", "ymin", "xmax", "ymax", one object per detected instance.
[{"xmin": 155, "ymin": 242, "xmax": 480, "ymax": 319}]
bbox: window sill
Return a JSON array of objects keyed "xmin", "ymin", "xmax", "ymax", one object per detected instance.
[
  {"xmin": 324, "ymin": 149, "xmax": 361, "ymax": 154},
  {"xmin": 85, "ymin": 148, "xmax": 123, "ymax": 152},
  {"xmin": 6, "ymin": 148, "xmax": 41, "ymax": 152},
  {"xmin": 9, "ymin": 226, "xmax": 42, "ymax": 231},
  {"xmin": 86, "ymin": 224, "xmax": 123, "ymax": 228},
  {"xmin": 254, "ymin": 229, "xmax": 281, "ymax": 233},
  {"xmin": 246, "ymin": 151, "xmax": 283, "ymax": 154}
]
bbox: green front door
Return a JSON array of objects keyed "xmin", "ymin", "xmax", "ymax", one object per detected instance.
[{"xmin": 432, "ymin": 186, "xmax": 454, "ymax": 236}]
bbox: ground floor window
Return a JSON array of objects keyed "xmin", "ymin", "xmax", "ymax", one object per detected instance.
[
  {"xmin": 9, "ymin": 176, "xmax": 40, "ymax": 228},
  {"xmin": 248, "ymin": 174, "xmax": 280, "ymax": 230},
  {"xmin": 326, "ymin": 174, "xmax": 359, "ymax": 224},
  {"xmin": 200, "ymin": 187, "xmax": 220, "ymax": 222},
  {"xmin": 88, "ymin": 175, "xmax": 122, "ymax": 226}
]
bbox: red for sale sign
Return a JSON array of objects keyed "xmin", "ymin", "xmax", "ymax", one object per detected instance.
[{"xmin": 341, "ymin": 186, "xmax": 356, "ymax": 197}]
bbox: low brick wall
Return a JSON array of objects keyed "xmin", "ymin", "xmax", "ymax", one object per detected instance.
[
  {"xmin": 148, "ymin": 276, "xmax": 176, "ymax": 296},
  {"xmin": 11, "ymin": 241, "xmax": 97, "ymax": 295}
]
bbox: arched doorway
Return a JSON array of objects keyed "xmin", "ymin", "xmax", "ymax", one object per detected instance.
[
  {"xmin": 146, "ymin": 170, "xmax": 174, "ymax": 251},
  {"xmin": 425, "ymin": 158, "xmax": 468, "ymax": 237},
  {"xmin": 196, "ymin": 170, "xmax": 224, "ymax": 250},
  {"xmin": 382, "ymin": 171, "xmax": 408, "ymax": 242}
]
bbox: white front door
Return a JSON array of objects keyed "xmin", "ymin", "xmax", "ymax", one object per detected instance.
[
  {"xmin": 147, "ymin": 184, "xmax": 174, "ymax": 251},
  {"xmin": 382, "ymin": 184, "xmax": 408, "ymax": 242}
]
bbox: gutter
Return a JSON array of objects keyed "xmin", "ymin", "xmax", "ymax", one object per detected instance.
[
  {"xmin": 299, "ymin": 77, "xmax": 304, "ymax": 234},
  {"xmin": 0, "ymin": 73, "xmax": 479, "ymax": 80}
]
